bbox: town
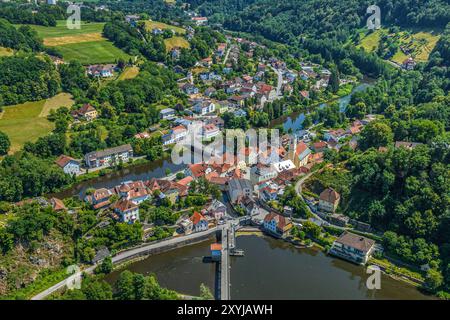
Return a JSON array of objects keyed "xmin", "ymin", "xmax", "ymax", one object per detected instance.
[{"xmin": 0, "ymin": 0, "xmax": 448, "ymax": 303}]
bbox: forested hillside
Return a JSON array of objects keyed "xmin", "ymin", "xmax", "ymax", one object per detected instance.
[{"xmin": 190, "ymin": 0, "xmax": 450, "ymax": 41}]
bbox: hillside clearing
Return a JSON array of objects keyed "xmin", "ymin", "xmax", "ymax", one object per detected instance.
[
  {"xmin": 44, "ymin": 33, "xmax": 105, "ymax": 46},
  {"xmin": 144, "ymin": 20, "xmax": 186, "ymax": 34},
  {"xmin": 55, "ymin": 40, "xmax": 131, "ymax": 65},
  {"xmin": 118, "ymin": 66, "xmax": 140, "ymax": 80},
  {"xmin": 164, "ymin": 36, "xmax": 190, "ymax": 52},
  {"xmin": 0, "ymin": 93, "xmax": 74, "ymax": 153},
  {"xmin": 0, "ymin": 47, "xmax": 14, "ymax": 57},
  {"xmin": 26, "ymin": 21, "xmax": 105, "ymax": 38}
]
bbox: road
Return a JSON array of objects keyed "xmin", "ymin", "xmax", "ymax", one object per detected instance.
[
  {"xmin": 220, "ymin": 223, "xmax": 230, "ymax": 300},
  {"xmin": 269, "ymin": 66, "xmax": 283, "ymax": 98},
  {"xmin": 31, "ymin": 226, "xmax": 219, "ymax": 300},
  {"xmin": 222, "ymin": 46, "xmax": 232, "ymax": 65}
]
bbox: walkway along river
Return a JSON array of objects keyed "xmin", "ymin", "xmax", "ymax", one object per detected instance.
[{"xmin": 104, "ymin": 234, "xmax": 433, "ymax": 300}]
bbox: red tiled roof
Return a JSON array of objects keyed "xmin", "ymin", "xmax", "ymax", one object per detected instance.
[
  {"xmin": 320, "ymin": 187, "xmax": 340, "ymax": 203},
  {"xmin": 295, "ymin": 141, "xmax": 309, "ymax": 156},
  {"xmin": 190, "ymin": 211, "xmax": 206, "ymax": 225},
  {"xmin": 49, "ymin": 197, "xmax": 66, "ymax": 211},
  {"xmin": 55, "ymin": 155, "xmax": 76, "ymax": 168},
  {"xmin": 264, "ymin": 212, "xmax": 290, "ymax": 230},
  {"xmin": 177, "ymin": 176, "xmax": 194, "ymax": 186},
  {"xmin": 112, "ymin": 198, "xmax": 137, "ymax": 212}
]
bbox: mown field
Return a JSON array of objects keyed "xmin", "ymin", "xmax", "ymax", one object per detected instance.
[
  {"xmin": 143, "ymin": 20, "xmax": 186, "ymax": 34},
  {"xmin": 0, "ymin": 93, "xmax": 74, "ymax": 153},
  {"xmin": 164, "ymin": 36, "xmax": 190, "ymax": 52},
  {"xmin": 358, "ymin": 29, "xmax": 441, "ymax": 64},
  {"xmin": 55, "ymin": 40, "xmax": 131, "ymax": 65},
  {"xmin": 118, "ymin": 66, "xmax": 140, "ymax": 80},
  {"xmin": 24, "ymin": 20, "xmax": 131, "ymax": 65},
  {"xmin": 0, "ymin": 47, "xmax": 14, "ymax": 57}
]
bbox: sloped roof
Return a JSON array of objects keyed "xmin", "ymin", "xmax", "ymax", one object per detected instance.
[
  {"xmin": 336, "ymin": 232, "xmax": 375, "ymax": 252},
  {"xmin": 319, "ymin": 187, "xmax": 340, "ymax": 203}
]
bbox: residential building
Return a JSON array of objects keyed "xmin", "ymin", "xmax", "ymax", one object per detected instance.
[
  {"xmin": 160, "ymin": 108, "xmax": 176, "ymax": 120},
  {"xmin": 239, "ymin": 196, "xmax": 260, "ymax": 216},
  {"xmin": 115, "ymin": 180, "xmax": 150, "ymax": 204},
  {"xmin": 49, "ymin": 197, "xmax": 66, "ymax": 211},
  {"xmin": 271, "ymin": 160, "xmax": 296, "ymax": 173},
  {"xmin": 112, "ymin": 198, "xmax": 140, "ymax": 223},
  {"xmin": 193, "ymin": 100, "xmax": 215, "ymax": 115},
  {"xmin": 402, "ymin": 57, "xmax": 416, "ymax": 70},
  {"xmin": 318, "ymin": 187, "xmax": 340, "ymax": 213},
  {"xmin": 181, "ymin": 83, "xmax": 199, "ymax": 95},
  {"xmin": 205, "ymin": 199, "xmax": 227, "ymax": 221},
  {"xmin": 55, "ymin": 155, "xmax": 80, "ymax": 175},
  {"xmin": 329, "ymin": 213, "xmax": 349, "ymax": 227},
  {"xmin": 228, "ymin": 178, "xmax": 253, "ymax": 203},
  {"xmin": 179, "ymin": 218, "xmax": 193, "ymax": 234},
  {"xmin": 162, "ymin": 125, "xmax": 188, "ymax": 145},
  {"xmin": 312, "ymin": 141, "xmax": 328, "ymax": 153},
  {"xmin": 191, "ymin": 16, "xmax": 208, "ymax": 25},
  {"xmin": 85, "ymin": 188, "xmax": 113, "ymax": 210},
  {"xmin": 71, "ymin": 103, "xmax": 98, "ymax": 121},
  {"xmin": 250, "ymin": 164, "xmax": 278, "ymax": 185},
  {"xmin": 87, "ymin": 64, "xmax": 115, "ymax": 78},
  {"xmin": 291, "ymin": 141, "xmax": 311, "ymax": 167},
  {"xmin": 329, "ymin": 232, "xmax": 375, "ymax": 265},
  {"xmin": 202, "ymin": 124, "xmax": 220, "ymax": 140},
  {"xmin": 263, "ymin": 212, "xmax": 293, "ymax": 238},
  {"xmin": 190, "ymin": 211, "xmax": 209, "ymax": 232},
  {"xmin": 84, "ymin": 144, "xmax": 133, "ymax": 168}
]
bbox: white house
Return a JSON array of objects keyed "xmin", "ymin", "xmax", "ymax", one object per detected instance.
[
  {"xmin": 112, "ymin": 198, "xmax": 140, "ymax": 223},
  {"xmin": 193, "ymin": 100, "xmax": 215, "ymax": 115},
  {"xmin": 55, "ymin": 155, "xmax": 80, "ymax": 175}
]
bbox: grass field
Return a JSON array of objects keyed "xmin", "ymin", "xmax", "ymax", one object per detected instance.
[
  {"xmin": 55, "ymin": 40, "xmax": 131, "ymax": 65},
  {"xmin": 23, "ymin": 20, "xmax": 130, "ymax": 65},
  {"xmin": 144, "ymin": 20, "xmax": 186, "ymax": 34},
  {"xmin": 164, "ymin": 36, "xmax": 190, "ymax": 52},
  {"xmin": 0, "ymin": 93, "xmax": 74, "ymax": 153},
  {"xmin": 28, "ymin": 20, "xmax": 105, "ymax": 38},
  {"xmin": 118, "ymin": 66, "xmax": 140, "ymax": 80},
  {"xmin": 358, "ymin": 30, "xmax": 382, "ymax": 52},
  {"xmin": 0, "ymin": 47, "xmax": 14, "ymax": 57}
]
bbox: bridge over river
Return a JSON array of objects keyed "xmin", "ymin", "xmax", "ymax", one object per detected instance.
[{"xmin": 216, "ymin": 216, "xmax": 250, "ymax": 300}]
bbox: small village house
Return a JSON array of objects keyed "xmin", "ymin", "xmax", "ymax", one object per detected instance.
[
  {"xmin": 112, "ymin": 198, "xmax": 140, "ymax": 224},
  {"xmin": 318, "ymin": 187, "xmax": 340, "ymax": 213},
  {"xmin": 263, "ymin": 212, "xmax": 293, "ymax": 238},
  {"xmin": 160, "ymin": 108, "xmax": 176, "ymax": 120},
  {"xmin": 71, "ymin": 103, "xmax": 98, "ymax": 122},
  {"xmin": 55, "ymin": 155, "xmax": 80, "ymax": 175},
  {"xmin": 190, "ymin": 211, "xmax": 209, "ymax": 232},
  {"xmin": 329, "ymin": 232, "xmax": 375, "ymax": 265}
]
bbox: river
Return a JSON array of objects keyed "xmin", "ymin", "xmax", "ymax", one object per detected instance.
[
  {"xmin": 51, "ymin": 157, "xmax": 184, "ymax": 199},
  {"xmin": 270, "ymin": 82, "xmax": 373, "ymax": 133},
  {"xmin": 104, "ymin": 235, "xmax": 433, "ymax": 300}
]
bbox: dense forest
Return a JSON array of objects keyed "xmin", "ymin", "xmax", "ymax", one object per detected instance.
[{"xmin": 0, "ymin": 55, "xmax": 60, "ymax": 106}]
